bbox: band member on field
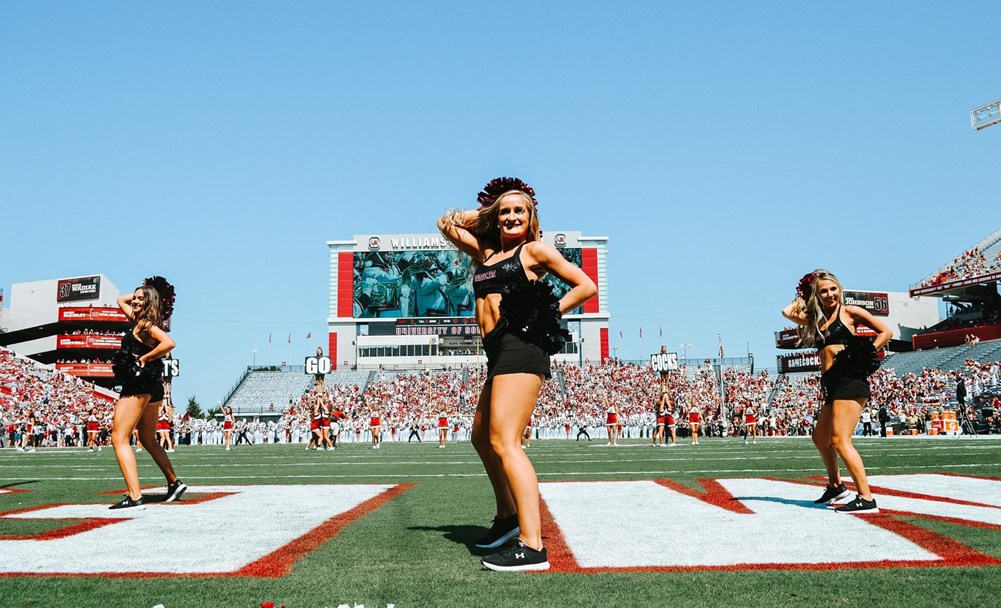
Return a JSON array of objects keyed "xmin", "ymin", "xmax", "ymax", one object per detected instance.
[
  {"xmin": 438, "ymin": 177, "xmax": 596, "ymax": 571},
  {"xmin": 521, "ymin": 415, "xmax": 534, "ymax": 449},
  {"xmin": 783, "ymin": 269, "xmax": 892, "ymax": 514},
  {"xmin": 109, "ymin": 277, "xmax": 185, "ymax": 509}
]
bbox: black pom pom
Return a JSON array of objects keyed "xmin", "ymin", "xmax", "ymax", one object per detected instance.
[
  {"xmin": 499, "ymin": 279, "xmax": 570, "ymax": 356},
  {"xmin": 834, "ymin": 336, "xmax": 881, "ymax": 377}
]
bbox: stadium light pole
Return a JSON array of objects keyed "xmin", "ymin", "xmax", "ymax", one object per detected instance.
[
  {"xmin": 680, "ymin": 343, "xmax": 694, "ymax": 365},
  {"xmin": 971, "ymin": 98, "xmax": 1001, "ymax": 131},
  {"xmin": 251, "ymin": 349, "xmax": 258, "ymax": 368}
]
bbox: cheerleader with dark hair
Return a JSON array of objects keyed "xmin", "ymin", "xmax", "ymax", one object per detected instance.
[
  {"xmin": 438, "ymin": 177, "xmax": 596, "ymax": 571},
  {"xmin": 783, "ymin": 269, "xmax": 892, "ymax": 513},
  {"xmin": 108, "ymin": 277, "xmax": 186, "ymax": 509}
]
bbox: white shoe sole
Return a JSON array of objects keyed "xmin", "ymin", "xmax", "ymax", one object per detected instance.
[
  {"xmin": 835, "ymin": 507, "xmax": 879, "ymax": 514},
  {"xmin": 481, "ymin": 559, "xmax": 550, "ymax": 572}
]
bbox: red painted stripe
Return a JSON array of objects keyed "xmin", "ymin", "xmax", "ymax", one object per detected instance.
[
  {"xmin": 600, "ymin": 327, "xmax": 609, "ymax": 361},
  {"xmin": 538, "ymin": 477, "xmax": 1001, "ymax": 574},
  {"xmin": 654, "ymin": 479, "xmax": 755, "ymax": 514},
  {"xmin": 0, "ymin": 484, "xmax": 414, "ymax": 579},
  {"xmin": 337, "ymin": 252, "xmax": 354, "ymax": 318},
  {"xmin": 581, "ymin": 248, "xmax": 599, "ymax": 313},
  {"xmin": 329, "ymin": 332, "xmax": 338, "ymax": 370}
]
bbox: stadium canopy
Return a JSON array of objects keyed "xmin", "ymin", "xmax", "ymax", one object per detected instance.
[{"xmin": 910, "ymin": 227, "xmax": 1001, "ymax": 297}]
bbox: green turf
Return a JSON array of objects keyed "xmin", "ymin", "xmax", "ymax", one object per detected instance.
[{"xmin": 1, "ymin": 437, "xmax": 999, "ymax": 608}]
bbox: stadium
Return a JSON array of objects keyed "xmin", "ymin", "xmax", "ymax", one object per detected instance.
[{"xmin": 2, "ymin": 221, "xmax": 1000, "ymax": 606}]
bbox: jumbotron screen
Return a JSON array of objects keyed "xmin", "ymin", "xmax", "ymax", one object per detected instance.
[{"xmin": 353, "ymin": 248, "xmax": 584, "ymax": 318}]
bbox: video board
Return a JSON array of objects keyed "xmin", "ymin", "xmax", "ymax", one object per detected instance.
[{"xmin": 352, "ymin": 248, "xmax": 584, "ymax": 319}]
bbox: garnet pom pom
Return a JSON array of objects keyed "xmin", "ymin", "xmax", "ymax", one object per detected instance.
[
  {"xmin": 477, "ymin": 177, "xmax": 538, "ymax": 208},
  {"xmin": 143, "ymin": 275, "xmax": 176, "ymax": 321}
]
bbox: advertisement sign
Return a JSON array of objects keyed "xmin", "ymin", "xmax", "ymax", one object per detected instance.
[
  {"xmin": 56, "ymin": 363, "xmax": 115, "ymax": 378},
  {"xmin": 775, "ymin": 328, "xmax": 801, "ymax": 348},
  {"xmin": 843, "ymin": 290, "xmax": 890, "ymax": 316},
  {"xmin": 58, "ymin": 308, "xmax": 129, "ymax": 322},
  {"xmin": 352, "ymin": 248, "xmax": 583, "ymax": 319},
  {"xmin": 777, "ymin": 352, "xmax": 821, "ymax": 373},
  {"xmin": 57, "ymin": 335, "xmax": 122, "ymax": 349},
  {"xmin": 57, "ymin": 276, "xmax": 101, "ymax": 302}
]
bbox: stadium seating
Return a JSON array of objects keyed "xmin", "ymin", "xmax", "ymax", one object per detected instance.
[
  {"xmin": 223, "ymin": 368, "xmax": 372, "ymax": 414},
  {"xmin": 883, "ymin": 340, "xmax": 1001, "ymax": 376}
]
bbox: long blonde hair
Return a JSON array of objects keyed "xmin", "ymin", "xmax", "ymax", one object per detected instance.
[
  {"xmin": 470, "ymin": 190, "xmax": 541, "ymax": 253},
  {"xmin": 133, "ymin": 285, "xmax": 163, "ymax": 335},
  {"xmin": 794, "ymin": 269, "xmax": 845, "ymax": 347}
]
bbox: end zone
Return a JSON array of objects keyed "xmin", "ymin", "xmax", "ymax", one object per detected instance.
[{"xmin": 0, "ymin": 483, "xmax": 413, "ymax": 577}]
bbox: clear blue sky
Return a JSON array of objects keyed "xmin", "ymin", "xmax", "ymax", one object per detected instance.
[{"xmin": 2, "ymin": 2, "xmax": 998, "ymax": 406}]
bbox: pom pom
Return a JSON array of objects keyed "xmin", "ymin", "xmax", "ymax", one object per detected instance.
[
  {"xmin": 477, "ymin": 177, "xmax": 538, "ymax": 208},
  {"xmin": 499, "ymin": 279, "xmax": 570, "ymax": 356},
  {"xmin": 144, "ymin": 275, "xmax": 176, "ymax": 320},
  {"xmin": 796, "ymin": 272, "xmax": 817, "ymax": 300},
  {"xmin": 834, "ymin": 336, "xmax": 881, "ymax": 377}
]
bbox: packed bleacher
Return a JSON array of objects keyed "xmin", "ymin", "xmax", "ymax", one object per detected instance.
[
  {"xmin": 1, "ymin": 347, "xmax": 113, "ymax": 449},
  {"xmin": 915, "ymin": 231, "xmax": 1001, "ymax": 289},
  {"xmin": 5, "ymin": 344, "xmax": 1000, "ymax": 449}
]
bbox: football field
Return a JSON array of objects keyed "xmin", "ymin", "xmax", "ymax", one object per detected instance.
[{"xmin": 1, "ymin": 437, "xmax": 999, "ymax": 608}]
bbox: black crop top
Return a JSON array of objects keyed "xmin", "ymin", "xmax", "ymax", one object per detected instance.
[
  {"xmin": 817, "ymin": 306, "xmax": 855, "ymax": 348},
  {"xmin": 472, "ymin": 243, "xmax": 528, "ymax": 298}
]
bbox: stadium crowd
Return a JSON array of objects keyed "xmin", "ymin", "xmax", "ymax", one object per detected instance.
[
  {"xmin": 3, "ymin": 346, "xmax": 1000, "ymax": 450},
  {"xmin": 918, "ymin": 245, "xmax": 1001, "ymax": 288}
]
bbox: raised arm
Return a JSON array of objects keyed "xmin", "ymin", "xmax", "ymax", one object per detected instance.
[
  {"xmin": 117, "ymin": 293, "xmax": 136, "ymax": 321},
  {"xmin": 437, "ymin": 209, "xmax": 485, "ymax": 262},
  {"xmin": 781, "ymin": 300, "xmax": 808, "ymax": 327}
]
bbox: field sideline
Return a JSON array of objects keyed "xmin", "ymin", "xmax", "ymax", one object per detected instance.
[{"xmin": 1, "ymin": 437, "xmax": 999, "ymax": 608}]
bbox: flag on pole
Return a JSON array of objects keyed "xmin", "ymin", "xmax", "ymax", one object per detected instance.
[
  {"xmin": 268, "ymin": 332, "xmax": 272, "ymax": 344},
  {"xmin": 659, "ymin": 326, "xmax": 663, "ymax": 338},
  {"xmin": 306, "ymin": 332, "xmax": 311, "ymax": 339},
  {"xmin": 639, "ymin": 327, "xmax": 643, "ymax": 338},
  {"xmin": 718, "ymin": 334, "xmax": 725, "ymax": 358},
  {"xmin": 288, "ymin": 333, "xmax": 291, "ymax": 344},
  {"xmin": 618, "ymin": 330, "xmax": 623, "ymax": 339}
]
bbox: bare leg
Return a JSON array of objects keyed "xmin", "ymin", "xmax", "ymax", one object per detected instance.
[
  {"xmin": 831, "ymin": 399, "xmax": 871, "ymax": 499},
  {"xmin": 813, "ymin": 404, "xmax": 841, "ymax": 486},
  {"xmin": 111, "ymin": 396, "xmax": 150, "ymax": 499},
  {"xmin": 488, "ymin": 373, "xmax": 545, "ymax": 550},
  {"xmin": 472, "ymin": 382, "xmax": 516, "ymax": 520},
  {"xmin": 136, "ymin": 400, "xmax": 178, "ymax": 484}
]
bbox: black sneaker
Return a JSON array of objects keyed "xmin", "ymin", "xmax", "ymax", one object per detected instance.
[
  {"xmin": 481, "ymin": 541, "xmax": 550, "ymax": 572},
  {"xmin": 835, "ymin": 495, "xmax": 879, "ymax": 514},
  {"xmin": 474, "ymin": 514, "xmax": 520, "ymax": 550},
  {"xmin": 165, "ymin": 479, "xmax": 188, "ymax": 503},
  {"xmin": 813, "ymin": 483, "xmax": 851, "ymax": 505},
  {"xmin": 109, "ymin": 495, "xmax": 146, "ymax": 510}
]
